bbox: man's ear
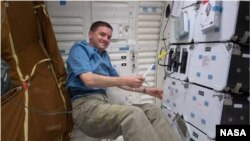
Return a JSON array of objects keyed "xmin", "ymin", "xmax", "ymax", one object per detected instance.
[{"xmin": 89, "ymin": 31, "xmax": 93, "ymax": 39}]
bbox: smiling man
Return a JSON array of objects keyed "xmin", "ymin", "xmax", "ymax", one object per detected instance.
[{"xmin": 66, "ymin": 21, "xmax": 179, "ymax": 141}]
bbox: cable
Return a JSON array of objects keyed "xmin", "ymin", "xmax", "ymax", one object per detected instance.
[
  {"xmin": 2, "ymin": 86, "xmax": 72, "ymax": 116},
  {"xmin": 158, "ymin": 47, "xmax": 170, "ymax": 67},
  {"xmin": 182, "ymin": 1, "xmax": 201, "ymax": 10},
  {"xmin": 9, "ymin": 99, "xmax": 72, "ymax": 116},
  {"xmin": 158, "ymin": 3, "xmax": 171, "ymax": 79}
]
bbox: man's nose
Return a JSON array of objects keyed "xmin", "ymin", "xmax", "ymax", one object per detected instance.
[
  {"xmin": 103, "ymin": 36, "xmax": 108, "ymax": 41},
  {"xmin": 103, "ymin": 36, "xmax": 110, "ymax": 43}
]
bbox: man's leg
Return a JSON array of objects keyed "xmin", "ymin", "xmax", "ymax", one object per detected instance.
[
  {"xmin": 72, "ymin": 94, "xmax": 161, "ymax": 141},
  {"xmin": 134, "ymin": 103, "xmax": 179, "ymax": 141}
]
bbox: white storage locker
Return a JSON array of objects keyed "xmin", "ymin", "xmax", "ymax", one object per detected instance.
[
  {"xmin": 162, "ymin": 108, "xmax": 187, "ymax": 141},
  {"xmin": 193, "ymin": 1, "xmax": 239, "ymax": 42},
  {"xmin": 165, "ymin": 45, "xmax": 191, "ymax": 81},
  {"xmin": 186, "ymin": 123, "xmax": 214, "ymax": 141},
  {"xmin": 162, "ymin": 77, "xmax": 188, "ymax": 116},
  {"xmin": 183, "ymin": 84, "xmax": 224, "ymax": 139},
  {"xmin": 162, "ymin": 107, "xmax": 176, "ymax": 124},
  {"xmin": 170, "ymin": 0, "xmax": 198, "ymax": 44},
  {"xmin": 188, "ymin": 43, "xmax": 233, "ymax": 91},
  {"xmin": 163, "ymin": 107, "xmax": 192, "ymax": 141}
]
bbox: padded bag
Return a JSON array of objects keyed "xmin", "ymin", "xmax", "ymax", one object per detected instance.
[{"xmin": 1, "ymin": 1, "xmax": 73, "ymax": 141}]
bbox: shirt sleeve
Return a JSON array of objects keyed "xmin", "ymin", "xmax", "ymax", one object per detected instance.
[{"xmin": 67, "ymin": 44, "xmax": 92, "ymax": 77}]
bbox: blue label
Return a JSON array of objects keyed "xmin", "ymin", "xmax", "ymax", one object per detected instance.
[
  {"xmin": 60, "ymin": 49, "xmax": 66, "ymax": 54},
  {"xmin": 213, "ymin": 5, "xmax": 223, "ymax": 12},
  {"xmin": 152, "ymin": 7, "xmax": 157, "ymax": 12},
  {"xmin": 211, "ymin": 55, "xmax": 216, "ymax": 61},
  {"xmin": 208, "ymin": 74, "xmax": 213, "ymax": 80},
  {"xmin": 143, "ymin": 7, "xmax": 148, "ymax": 12},
  {"xmin": 119, "ymin": 46, "xmax": 129, "ymax": 51},
  {"xmin": 60, "ymin": 0, "xmax": 66, "ymax": 6}
]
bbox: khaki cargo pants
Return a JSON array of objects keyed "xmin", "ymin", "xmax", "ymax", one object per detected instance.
[{"xmin": 72, "ymin": 94, "xmax": 179, "ymax": 141}]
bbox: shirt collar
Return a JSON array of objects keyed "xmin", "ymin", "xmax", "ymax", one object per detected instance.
[
  {"xmin": 93, "ymin": 48, "xmax": 107, "ymax": 55},
  {"xmin": 88, "ymin": 43, "xmax": 107, "ymax": 55}
]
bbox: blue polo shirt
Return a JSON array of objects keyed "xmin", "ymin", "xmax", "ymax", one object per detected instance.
[{"xmin": 66, "ymin": 40, "xmax": 119, "ymax": 101}]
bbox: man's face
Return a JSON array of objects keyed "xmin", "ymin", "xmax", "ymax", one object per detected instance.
[{"xmin": 89, "ymin": 26, "xmax": 112, "ymax": 52}]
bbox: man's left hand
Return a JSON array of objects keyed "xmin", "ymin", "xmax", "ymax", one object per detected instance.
[{"xmin": 145, "ymin": 88, "xmax": 163, "ymax": 99}]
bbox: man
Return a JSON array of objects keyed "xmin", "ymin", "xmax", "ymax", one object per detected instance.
[{"xmin": 66, "ymin": 21, "xmax": 179, "ymax": 141}]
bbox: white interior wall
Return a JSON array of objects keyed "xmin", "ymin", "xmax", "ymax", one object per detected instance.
[
  {"xmin": 135, "ymin": 1, "xmax": 165, "ymax": 104},
  {"xmin": 156, "ymin": 1, "xmax": 172, "ymax": 106}
]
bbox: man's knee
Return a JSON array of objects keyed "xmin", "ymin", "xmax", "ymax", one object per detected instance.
[
  {"xmin": 139, "ymin": 103, "xmax": 164, "ymax": 123},
  {"xmin": 140, "ymin": 103, "xmax": 162, "ymax": 115},
  {"xmin": 129, "ymin": 106, "xmax": 147, "ymax": 117},
  {"xmin": 146, "ymin": 103, "xmax": 161, "ymax": 111},
  {"xmin": 120, "ymin": 105, "xmax": 152, "ymax": 126}
]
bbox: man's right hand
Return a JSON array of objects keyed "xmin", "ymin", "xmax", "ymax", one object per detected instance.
[{"xmin": 121, "ymin": 76, "xmax": 145, "ymax": 88}]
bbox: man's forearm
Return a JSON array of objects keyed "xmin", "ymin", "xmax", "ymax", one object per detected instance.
[
  {"xmin": 79, "ymin": 72, "xmax": 125, "ymax": 88},
  {"xmin": 119, "ymin": 85, "xmax": 146, "ymax": 94}
]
